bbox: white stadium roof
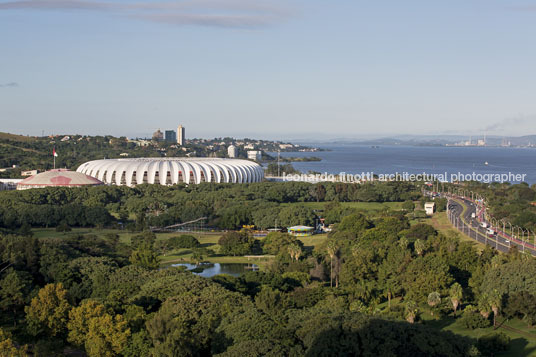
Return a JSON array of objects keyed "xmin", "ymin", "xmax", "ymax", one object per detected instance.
[{"xmin": 77, "ymin": 158, "xmax": 264, "ymax": 186}]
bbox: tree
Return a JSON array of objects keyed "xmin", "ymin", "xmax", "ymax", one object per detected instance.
[
  {"xmin": 488, "ymin": 289, "xmax": 503, "ymax": 327},
  {"xmin": 478, "ymin": 292, "xmax": 491, "ymax": 319},
  {"xmin": 218, "ymin": 231, "xmax": 255, "ymax": 256},
  {"xmin": 288, "ymin": 243, "xmax": 303, "ymax": 261},
  {"xmin": 167, "ymin": 235, "xmax": 200, "ymax": 249},
  {"xmin": 0, "ymin": 328, "xmax": 28, "ymax": 357},
  {"xmin": 402, "ymin": 200, "xmax": 415, "ymax": 211},
  {"xmin": 326, "ymin": 240, "xmax": 339, "ymax": 288},
  {"xmin": 427, "ymin": 292, "xmax": 441, "ymax": 316},
  {"xmin": 0, "ymin": 269, "xmax": 31, "ymax": 326},
  {"xmin": 449, "ymin": 283, "xmax": 463, "ymax": 316},
  {"xmin": 129, "ymin": 242, "xmax": 159, "ymax": 270},
  {"xmin": 262, "ymin": 232, "xmax": 301, "ymax": 255},
  {"xmin": 414, "ymin": 239, "xmax": 425, "ymax": 256},
  {"xmin": 25, "ymin": 283, "xmax": 72, "ymax": 337},
  {"xmin": 337, "ymin": 213, "xmax": 372, "ymax": 235},
  {"xmin": 504, "ymin": 291, "xmax": 536, "ymax": 327},
  {"xmin": 405, "ymin": 300, "xmax": 418, "ymax": 323},
  {"xmin": 86, "ymin": 314, "xmax": 131, "ymax": 357},
  {"xmin": 67, "ymin": 300, "xmax": 107, "ymax": 347}
]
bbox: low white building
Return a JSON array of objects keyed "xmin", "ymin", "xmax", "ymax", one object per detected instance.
[
  {"xmin": 247, "ymin": 150, "xmax": 262, "ymax": 161},
  {"xmin": 21, "ymin": 170, "xmax": 38, "ymax": 176},
  {"xmin": 0, "ymin": 179, "xmax": 23, "ymax": 191},
  {"xmin": 425, "ymin": 202, "xmax": 435, "ymax": 215}
]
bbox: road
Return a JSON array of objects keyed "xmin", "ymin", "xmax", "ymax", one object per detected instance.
[{"xmin": 446, "ymin": 196, "xmax": 536, "ymax": 256}]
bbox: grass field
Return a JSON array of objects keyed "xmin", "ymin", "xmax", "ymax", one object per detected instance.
[
  {"xmin": 426, "ymin": 211, "xmax": 484, "ymax": 252},
  {"xmin": 32, "ymin": 227, "xmax": 328, "ymax": 268}
]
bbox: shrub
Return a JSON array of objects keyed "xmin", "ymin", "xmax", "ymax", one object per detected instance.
[
  {"xmin": 168, "ymin": 235, "xmax": 200, "ymax": 249},
  {"xmin": 218, "ymin": 231, "xmax": 255, "ymax": 256},
  {"xmin": 459, "ymin": 306, "xmax": 491, "ymax": 329}
]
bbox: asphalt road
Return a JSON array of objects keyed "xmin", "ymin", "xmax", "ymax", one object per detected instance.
[{"xmin": 446, "ymin": 196, "xmax": 536, "ymax": 256}]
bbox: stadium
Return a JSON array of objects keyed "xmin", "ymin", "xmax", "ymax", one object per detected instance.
[{"xmin": 76, "ymin": 158, "xmax": 264, "ymax": 186}]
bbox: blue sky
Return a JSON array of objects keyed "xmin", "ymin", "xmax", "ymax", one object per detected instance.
[{"xmin": 1, "ymin": 0, "xmax": 536, "ymax": 140}]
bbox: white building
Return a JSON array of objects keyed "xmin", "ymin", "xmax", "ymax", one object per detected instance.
[
  {"xmin": 247, "ymin": 150, "xmax": 262, "ymax": 161},
  {"xmin": 228, "ymin": 145, "xmax": 237, "ymax": 158},
  {"xmin": 21, "ymin": 170, "xmax": 38, "ymax": 176},
  {"xmin": 425, "ymin": 202, "xmax": 435, "ymax": 216},
  {"xmin": 77, "ymin": 158, "xmax": 264, "ymax": 186},
  {"xmin": 177, "ymin": 125, "xmax": 185, "ymax": 145},
  {"xmin": 0, "ymin": 179, "xmax": 23, "ymax": 191}
]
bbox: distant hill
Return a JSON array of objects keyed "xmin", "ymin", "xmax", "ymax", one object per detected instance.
[{"xmin": 0, "ymin": 132, "xmax": 38, "ymax": 142}]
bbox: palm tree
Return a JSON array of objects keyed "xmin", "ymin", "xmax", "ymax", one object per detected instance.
[
  {"xmin": 478, "ymin": 292, "xmax": 491, "ymax": 319},
  {"xmin": 326, "ymin": 240, "xmax": 339, "ymax": 288},
  {"xmin": 405, "ymin": 300, "xmax": 418, "ymax": 324},
  {"xmin": 449, "ymin": 283, "xmax": 463, "ymax": 316},
  {"xmin": 288, "ymin": 244, "xmax": 302, "ymax": 261},
  {"xmin": 384, "ymin": 282, "xmax": 393, "ymax": 310},
  {"xmin": 489, "ymin": 289, "xmax": 503, "ymax": 327},
  {"xmin": 427, "ymin": 292, "xmax": 441, "ymax": 316},
  {"xmin": 414, "ymin": 239, "xmax": 425, "ymax": 256}
]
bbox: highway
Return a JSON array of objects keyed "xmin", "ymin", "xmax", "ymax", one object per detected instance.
[{"xmin": 446, "ymin": 196, "xmax": 536, "ymax": 256}]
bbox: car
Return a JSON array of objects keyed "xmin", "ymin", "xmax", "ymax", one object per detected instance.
[
  {"xmin": 480, "ymin": 222, "xmax": 488, "ymax": 228},
  {"xmin": 505, "ymin": 240, "xmax": 510, "ymax": 244}
]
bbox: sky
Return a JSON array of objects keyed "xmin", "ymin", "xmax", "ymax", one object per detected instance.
[{"xmin": 1, "ymin": 0, "xmax": 536, "ymax": 140}]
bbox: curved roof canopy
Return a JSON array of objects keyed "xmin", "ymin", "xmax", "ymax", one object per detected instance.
[{"xmin": 76, "ymin": 158, "xmax": 264, "ymax": 186}]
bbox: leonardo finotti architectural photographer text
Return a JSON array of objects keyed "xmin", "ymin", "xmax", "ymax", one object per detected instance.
[{"xmin": 282, "ymin": 171, "xmax": 527, "ymax": 184}]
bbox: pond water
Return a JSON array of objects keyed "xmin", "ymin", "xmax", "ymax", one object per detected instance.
[{"xmin": 171, "ymin": 263, "xmax": 259, "ymax": 278}]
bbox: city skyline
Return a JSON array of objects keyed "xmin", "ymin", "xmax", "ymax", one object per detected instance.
[{"xmin": 1, "ymin": 0, "xmax": 536, "ymax": 139}]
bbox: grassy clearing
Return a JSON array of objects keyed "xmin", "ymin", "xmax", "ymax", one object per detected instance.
[
  {"xmin": 32, "ymin": 228, "xmax": 222, "ymax": 245},
  {"xmin": 426, "ymin": 211, "xmax": 484, "ymax": 252},
  {"xmin": 298, "ymin": 233, "xmax": 328, "ymax": 252}
]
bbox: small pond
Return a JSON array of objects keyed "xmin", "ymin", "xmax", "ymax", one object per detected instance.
[{"xmin": 171, "ymin": 263, "xmax": 259, "ymax": 278}]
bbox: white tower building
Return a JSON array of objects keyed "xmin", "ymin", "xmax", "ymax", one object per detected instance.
[
  {"xmin": 177, "ymin": 125, "xmax": 185, "ymax": 145},
  {"xmin": 227, "ymin": 145, "xmax": 237, "ymax": 158}
]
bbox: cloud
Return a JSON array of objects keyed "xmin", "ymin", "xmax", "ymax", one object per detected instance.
[
  {"xmin": 483, "ymin": 115, "xmax": 535, "ymax": 132},
  {"xmin": 0, "ymin": 0, "xmax": 108, "ymax": 10},
  {"xmin": 0, "ymin": 82, "xmax": 18, "ymax": 88},
  {"xmin": 0, "ymin": 0, "xmax": 291, "ymax": 28}
]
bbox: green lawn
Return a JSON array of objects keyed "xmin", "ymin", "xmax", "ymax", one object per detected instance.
[
  {"xmin": 425, "ymin": 211, "xmax": 484, "ymax": 252},
  {"xmin": 32, "ymin": 228, "xmax": 222, "ymax": 245}
]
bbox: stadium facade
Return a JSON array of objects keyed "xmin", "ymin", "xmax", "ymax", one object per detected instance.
[{"xmin": 77, "ymin": 158, "xmax": 264, "ymax": 186}]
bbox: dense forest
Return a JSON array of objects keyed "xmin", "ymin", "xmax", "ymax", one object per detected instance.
[
  {"xmin": 0, "ymin": 181, "xmax": 422, "ymax": 230},
  {"xmin": 2, "ymin": 181, "xmax": 536, "ymax": 355}
]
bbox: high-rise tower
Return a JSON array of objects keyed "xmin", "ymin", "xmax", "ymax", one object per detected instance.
[{"xmin": 177, "ymin": 125, "xmax": 185, "ymax": 145}]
